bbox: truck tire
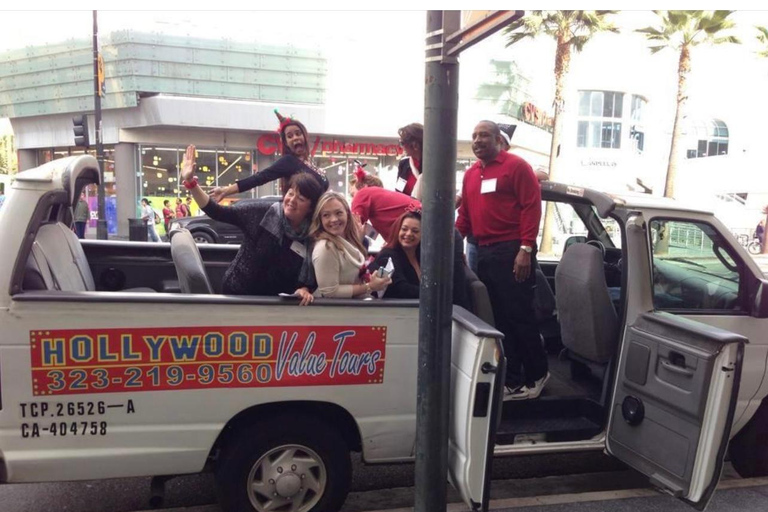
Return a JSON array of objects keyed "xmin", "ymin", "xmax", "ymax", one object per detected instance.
[
  {"xmin": 729, "ymin": 399, "xmax": 768, "ymax": 477},
  {"xmin": 192, "ymin": 231, "xmax": 215, "ymax": 244},
  {"xmin": 215, "ymin": 415, "xmax": 351, "ymax": 512}
]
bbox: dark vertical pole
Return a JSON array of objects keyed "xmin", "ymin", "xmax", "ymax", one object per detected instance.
[
  {"xmin": 93, "ymin": 10, "xmax": 107, "ymax": 240},
  {"xmin": 414, "ymin": 10, "xmax": 460, "ymax": 512}
]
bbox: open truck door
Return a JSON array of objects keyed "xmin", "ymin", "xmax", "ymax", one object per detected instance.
[
  {"xmin": 448, "ymin": 308, "xmax": 506, "ymax": 512},
  {"xmin": 607, "ymin": 312, "xmax": 745, "ymax": 510}
]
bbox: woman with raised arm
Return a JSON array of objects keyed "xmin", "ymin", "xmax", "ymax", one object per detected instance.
[
  {"xmin": 181, "ymin": 145, "xmax": 323, "ymax": 305},
  {"xmin": 309, "ymin": 192, "xmax": 391, "ymax": 299},
  {"xmin": 211, "ymin": 111, "xmax": 329, "ymax": 202}
]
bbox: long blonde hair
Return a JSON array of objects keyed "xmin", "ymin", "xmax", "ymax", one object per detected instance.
[{"xmin": 309, "ymin": 192, "xmax": 367, "ymax": 255}]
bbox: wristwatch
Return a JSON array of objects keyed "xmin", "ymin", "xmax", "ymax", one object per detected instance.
[{"xmin": 520, "ymin": 245, "xmax": 533, "ymax": 254}]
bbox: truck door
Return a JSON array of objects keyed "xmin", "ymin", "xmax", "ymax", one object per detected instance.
[
  {"xmin": 606, "ymin": 311, "xmax": 745, "ymax": 509},
  {"xmin": 448, "ymin": 309, "xmax": 506, "ymax": 512}
]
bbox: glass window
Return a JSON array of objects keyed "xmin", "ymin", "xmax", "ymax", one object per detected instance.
[
  {"xmin": 576, "ymin": 90, "xmax": 623, "ymax": 150},
  {"xmin": 631, "ymin": 95, "xmax": 647, "ymax": 124},
  {"xmin": 193, "ymin": 149, "xmax": 217, "ymax": 191},
  {"xmin": 685, "ymin": 118, "xmax": 729, "ymax": 159},
  {"xmin": 140, "ymin": 147, "xmax": 178, "ymax": 198},
  {"xmin": 649, "ymin": 219, "xmax": 741, "ymax": 311},
  {"xmin": 537, "ymin": 201, "xmax": 589, "ymax": 260},
  {"xmin": 577, "ymin": 121, "xmax": 588, "ymax": 147},
  {"xmin": 217, "ymin": 150, "xmax": 253, "ymax": 200}
]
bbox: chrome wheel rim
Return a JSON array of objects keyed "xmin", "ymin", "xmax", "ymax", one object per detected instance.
[
  {"xmin": 247, "ymin": 444, "xmax": 326, "ymax": 512},
  {"xmin": 193, "ymin": 235, "xmax": 209, "ymax": 244}
]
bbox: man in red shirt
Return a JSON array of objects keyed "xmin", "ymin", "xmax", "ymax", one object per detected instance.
[{"xmin": 456, "ymin": 120, "xmax": 548, "ymax": 400}]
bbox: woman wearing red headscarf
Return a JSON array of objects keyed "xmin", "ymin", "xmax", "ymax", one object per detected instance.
[{"xmin": 211, "ymin": 110, "xmax": 329, "ymax": 202}]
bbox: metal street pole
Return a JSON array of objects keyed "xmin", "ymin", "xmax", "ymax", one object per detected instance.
[
  {"xmin": 414, "ymin": 10, "xmax": 460, "ymax": 512},
  {"xmin": 93, "ymin": 10, "xmax": 108, "ymax": 240}
]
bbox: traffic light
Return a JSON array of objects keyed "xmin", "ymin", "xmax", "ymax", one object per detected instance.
[{"xmin": 72, "ymin": 115, "xmax": 90, "ymax": 148}]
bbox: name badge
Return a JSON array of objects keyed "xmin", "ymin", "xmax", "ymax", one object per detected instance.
[
  {"xmin": 290, "ymin": 241, "xmax": 307, "ymax": 258},
  {"xmin": 395, "ymin": 177, "xmax": 407, "ymax": 191},
  {"xmin": 481, "ymin": 178, "xmax": 497, "ymax": 194}
]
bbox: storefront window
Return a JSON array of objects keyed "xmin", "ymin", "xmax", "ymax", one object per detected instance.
[
  {"xmin": 194, "ymin": 148, "xmax": 218, "ymax": 191},
  {"xmin": 139, "ymin": 147, "xmax": 179, "ymax": 198},
  {"xmin": 217, "ymin": 150, "xmax": 253, "ymax": 199}
]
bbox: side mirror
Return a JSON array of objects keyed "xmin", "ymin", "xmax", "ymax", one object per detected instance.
[
  {"xmin": 754, "ymin": 279, "xmax": 768, "ymax": 318},
  {"xmin": 564, "ymin": 235, "xmax": 587, "ymax": 253}
]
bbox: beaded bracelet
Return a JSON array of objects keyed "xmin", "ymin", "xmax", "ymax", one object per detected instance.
[{"xmin": 183, "ymin": 176, "xmax": 199, "ymax": 189}]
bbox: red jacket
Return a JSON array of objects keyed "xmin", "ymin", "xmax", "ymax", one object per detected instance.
[{"xmin": 456, "ymin": 151, "xmax": 541, "ymax": 247}]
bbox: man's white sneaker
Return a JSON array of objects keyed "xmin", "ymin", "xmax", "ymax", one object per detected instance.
[{"xmin": 503, "ymin": 372, "xmax": 550, "ymax": 401}]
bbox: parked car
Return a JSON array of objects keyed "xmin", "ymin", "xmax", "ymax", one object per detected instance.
[
  {"xmin": 170, "ymin": 198, "xmax": 278, "ymax": 244},
  {"xmin": 3, "ymin": 156, "xmax": 768, "ymax": 512}
]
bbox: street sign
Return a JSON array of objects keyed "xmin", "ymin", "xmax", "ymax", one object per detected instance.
[
  {"xmin": 97, "ymin": 54, "xmax": 106, "ymax": 96},
  {"xmin": 447, "ymin": 10, "xmax": 525, "ymax": 57}
]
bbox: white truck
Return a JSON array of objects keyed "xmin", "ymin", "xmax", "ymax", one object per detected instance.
[{"xmin": 0, "ymin": 155, "xmax": 767, "ymax": 512}]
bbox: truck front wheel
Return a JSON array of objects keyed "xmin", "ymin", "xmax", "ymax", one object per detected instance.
[
  {"xmin": 215, "ymin": 415, "xmax": 352, "ymax": 512},
  {"xmin": 730, "ymin": 399, "xmax": 768, "ymax": 477}
]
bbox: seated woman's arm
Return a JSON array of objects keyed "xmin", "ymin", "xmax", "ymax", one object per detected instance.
[
  {"xmin": 374, "ymin": 249, "xmax": 419, "ymax": 298},
  {"xmin": 313, "ymin": 241, "xmax": 357, "ymax": 298}
]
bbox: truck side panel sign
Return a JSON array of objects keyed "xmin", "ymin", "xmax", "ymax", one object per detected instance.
[{"xmin": 30, "ymin": 326, "xmax": 387, "ymax": 396}]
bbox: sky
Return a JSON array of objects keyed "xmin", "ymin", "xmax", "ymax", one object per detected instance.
[{"xmin": 2, "ymin": 9, "xmax": 768, "ymax": 148}]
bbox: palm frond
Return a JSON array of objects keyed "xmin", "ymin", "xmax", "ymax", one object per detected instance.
[
  {"xmin": 712, "ymin": 35, "xmax": 741, "ymax": 45},
  {"xmin": 649, "ymin": 45, "xmax": 668, "ymax": 54}
]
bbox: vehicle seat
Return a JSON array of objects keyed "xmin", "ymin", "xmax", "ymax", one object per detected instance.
[
  {"xmin": 555, "ymin": 243, "xmax": 618, "ymax": 365},
  {"xmin": 465, "ymin": 268, "xmax": 495, "ymax": 326},
  {"xmin": 29, "ymin": 222, "xmax": 96, "ymax": 291},
  {"xmin": 534, "ymin": 266, "xmax": 556, "ymax": 321},
  {"xmin": 170, "ymin": 228, "xmax": 213, "ymax": 294}
]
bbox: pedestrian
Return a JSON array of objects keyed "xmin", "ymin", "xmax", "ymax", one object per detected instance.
[
  {"xmin": 140, "ymin": 198, "xmax": 160, "ymax": 242},
  {"xmin": 309, "ymin": 192, "xmax": 391, "ymax": 299},
  {"xmin": 175, "ymin": 197, "xmax": 188, "ymax": 219},
  {"xmin": 211, "ymin": 110, "xmax": 329, "ymax": 202},
  {"xmin": 162, "ymin": 199, "xmax": 175, "ymax": 234},
  {"xmin": 185, "ymin": 196, "xmax": 194, "ymax": 216},
  {"xmin": 180, "ymin": 144, "xmax": 320, "ymax": 304},
  {"xmin": 395, "ymin": 122, "xmax": 423, "ymax": 198},
  {"xmin": 456, "ymin": 120, "xmax": 548, "ymax": 400},
  {"xmin": 74, "ymin": 193, "xmax": 89, "ymax": 239},
  {"xmin": 756, "ymin": 219, "xmax": 765, "ymax": 245}
]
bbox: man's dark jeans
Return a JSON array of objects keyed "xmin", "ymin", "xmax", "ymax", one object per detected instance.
[{"xmin": 477, "ymin": 240, "xmax": 548, "ymax": 387}]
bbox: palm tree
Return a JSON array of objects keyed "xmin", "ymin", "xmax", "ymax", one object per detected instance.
[
  {"xmin": 757, "ymin": 26, "xmax": 768, "ymax": 58},
  {"xmin": 637, "ymin": 11, "xmax": 740, "ymax": 199},
  {"xmin": 503, "ymin": 11, "xmax": 618, "ymax": 254}
]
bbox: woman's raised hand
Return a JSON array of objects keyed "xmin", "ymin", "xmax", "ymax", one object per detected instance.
[
  {"xmin": 368, "ymin": 274, "xmax": 392, "ymax": 293},
  {"xmin": 181, "ymin": 145, "xmax": 196, "ymax": 182}
]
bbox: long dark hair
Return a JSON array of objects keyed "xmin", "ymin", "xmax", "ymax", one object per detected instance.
[
  {"xmin": 280, "ymin": 120, "xmax": 311, "ymax": 159},
  {"xmin": 385, "ymin": 210, "xmax": 422, "ymax": 250}
]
